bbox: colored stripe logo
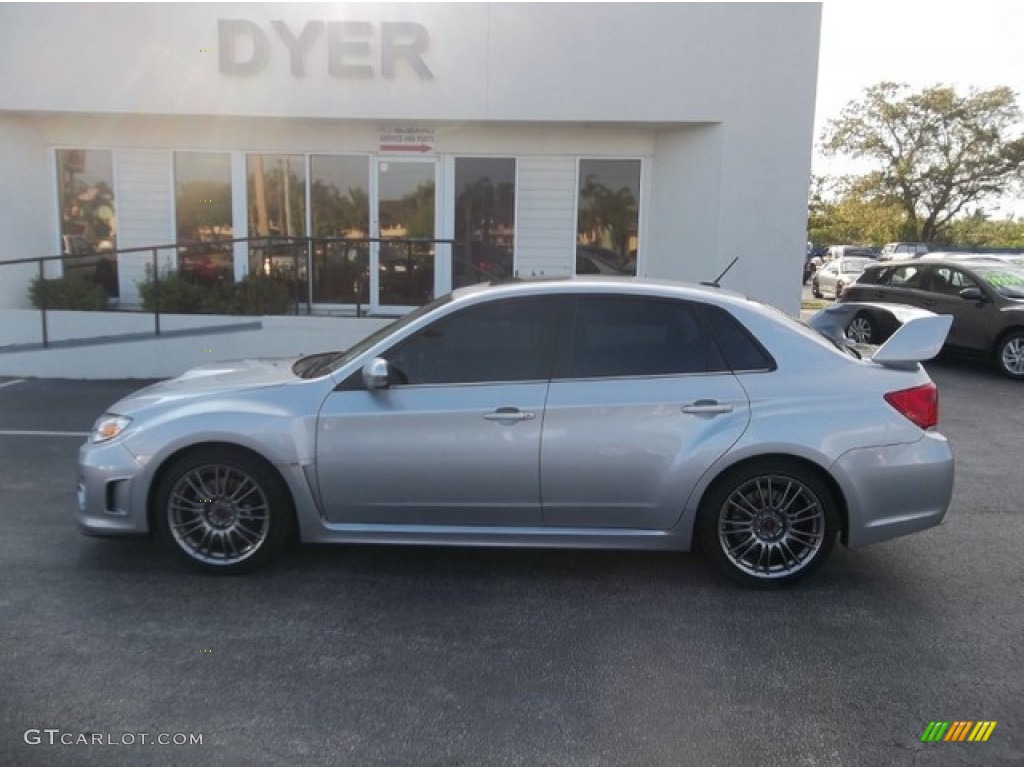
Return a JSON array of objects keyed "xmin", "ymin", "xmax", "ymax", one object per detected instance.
[{"xmin": 921, "ymin": 721, "xmax": 997, "ymax": 742}]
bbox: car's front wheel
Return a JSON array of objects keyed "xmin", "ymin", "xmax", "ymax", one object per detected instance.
[
  {"xmin": 154, "ymin": 447, "xmax": 294, "ymax": 573},
  {"xmin": 697, "ymin": 460, "xmax": 839, "ymax": 587},
  {"xmin": 811, "ymin": 279, "xmax": 822, "ymax": 299},
  {"xmin": 845, "ymin": 313, "xmax": 875, "ymax": 344},
  {"xmin": 996, "ymin": 331, "xmax": 1024, "ymax": 380}
]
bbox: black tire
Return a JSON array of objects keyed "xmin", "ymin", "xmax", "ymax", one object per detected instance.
[
  {"xmin": 153, "ymin": 447, "xmax": 294, "ymax": 573},
  {"xmin": 845, "ymin": 312, "xmax": 875, "ymax": 344},
  {"xmin": 697, "ymin": 459, "xmax": 839, "ymax": 588},
  {"xmin": 834, "ymin": 281, "xmax": 845, "ymax": 300},
  {"xmin": 811, "ymin": 279, "xmax": 821, "ymax": 299},
  {"xmin": 995, "ymin": 330, "xmax": 1024, "ymax": 380}
]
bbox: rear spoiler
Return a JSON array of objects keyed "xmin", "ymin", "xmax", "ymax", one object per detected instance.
[{"xmin": 807, "ymin": 302, "xmax": 953, "ymax": 367}]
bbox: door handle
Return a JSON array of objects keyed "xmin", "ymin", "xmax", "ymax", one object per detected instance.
[
  {"xmin": 483, "ymin": 407, "xmax": 535, "ymax": 422},
  {"xmin": 681, "ymin": 399, "xmax": 734, "ymax": 415}
]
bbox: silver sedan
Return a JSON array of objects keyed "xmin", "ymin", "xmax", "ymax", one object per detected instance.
[
  {"xmin": 77, "ymin": 279, "xmax": 955, "ymax": 586},
  {"xmin": 812, "ymin": 256, "xmax": 875, "ymax": 299}
]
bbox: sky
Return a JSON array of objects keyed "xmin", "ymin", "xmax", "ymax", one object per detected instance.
[{"xmin": 813, "ymin": 0, "xmax": 1024, "ymax": 215}]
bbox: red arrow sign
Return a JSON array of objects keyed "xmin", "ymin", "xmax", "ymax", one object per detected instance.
[{"xmin": 380, "ymin": 143, "xmax": 433, "ymax": 153}]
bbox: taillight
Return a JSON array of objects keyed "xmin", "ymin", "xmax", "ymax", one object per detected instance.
[{"xmin": 884, "ymin": 382, "xmax": 938, "ymax": 430}]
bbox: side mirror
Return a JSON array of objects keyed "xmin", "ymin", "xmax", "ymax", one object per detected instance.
[
  {"xmin": 959, "ymin": 287, "xmax": 987, "ymax": 302},
  {"xmin": 361, "ymin": 357, "xmax": 391, "ymax": 390}
]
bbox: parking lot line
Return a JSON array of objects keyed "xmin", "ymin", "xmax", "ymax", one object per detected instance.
[
  {"xmin": 0, "ymin": 430, "xmax": 89, "ymax": 437},
  {"xmin": 0, "ymin": 378, "xmax": 25, "ymax": 389}
]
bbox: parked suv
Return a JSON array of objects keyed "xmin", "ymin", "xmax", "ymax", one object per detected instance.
[
  {"xmin": 839, "ymin": 255, "xmax": 1024, "ymax": 378},
  {"xmin": 879, "ymin": 242, "xmax": 929, "ymax": 260}
]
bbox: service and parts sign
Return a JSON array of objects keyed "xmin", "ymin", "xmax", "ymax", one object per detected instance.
[{"xmin": 378, "ymin": 126, "xmax": 436, "ymax": 154}]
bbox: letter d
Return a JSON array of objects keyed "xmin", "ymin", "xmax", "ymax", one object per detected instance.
[{"xmin": 219, "ymin": 19, "xmax": 269, "ymax": 75}]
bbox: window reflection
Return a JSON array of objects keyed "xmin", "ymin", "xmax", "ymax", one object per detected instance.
[
  {"xmin": 174, "ymin": 152, "xmax": 233, "ymax": 284},
  {"xmin": 248, "ymin": 155, "xmax": 307, "ymax": 299},
  {"xmin": 57, "ymin": 149, "xmax": 118, "ymax": 297},
  {"xmin": 454, "ymin": 158, "xmax": 515, "ymax": 288},
  {"xmin": 311, "ymin": 155, "xmax": 369, "ymax": 305},
  {"xmin": 576, "ymin": 159, "xmax": 640, "ymax": 277},
  {"xmin": 378, "ymin": 161, "xmax": 435, "ymax": 306}
]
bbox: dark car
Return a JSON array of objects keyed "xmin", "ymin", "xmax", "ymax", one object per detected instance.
[{"xmin": 839, "ymin": 256, "xmax": 1024, "ymax": 379}]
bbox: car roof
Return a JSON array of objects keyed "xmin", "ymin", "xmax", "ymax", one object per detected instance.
[
  {"xmin": 450, "ymin": 276, "xmax": 755, "ymax": 309},
  {"xmin": 872, "ymin": 255, "xmax": 1013, "ymax": 269}
]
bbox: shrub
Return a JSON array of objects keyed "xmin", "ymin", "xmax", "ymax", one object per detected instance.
[
  {"xmin": 234, "ymin": 274, "xmax": 292, "ymax": 315},
  {"xmin": 28, "ymin": 275, "xmax": 109, "ymax": 311},
  {"xmin": 138, "ymin": 272, "xmax": 291, "ymax": 315}
]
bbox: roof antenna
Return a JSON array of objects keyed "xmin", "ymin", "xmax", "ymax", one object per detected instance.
[{"xmin": 701, "ymin": 256, "xmax": 739, "ymax": 288}]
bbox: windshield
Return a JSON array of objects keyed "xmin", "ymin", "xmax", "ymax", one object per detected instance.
[
  {"xmin": 841, "ymin": 258, "xmax": 872, "ymax": 273},
  {"xmin": 293, "ymin": 294, "xmax": 453, "ymax": 379},
  {"xmin": 976, "ymin": 266, "xmax": 1024, "ymax": 299}
]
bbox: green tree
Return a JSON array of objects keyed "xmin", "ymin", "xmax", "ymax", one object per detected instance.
[
  {"xmin": 821, "ymin": 82, "xmax": 1024, "ymax": 242},
  {"xmin": 807, "ymin": 176, "xmax": 906, "ymax": 246},
  {"xmin": 938, "ymin": 211, "xmax": 1024, "ymax": 248}
]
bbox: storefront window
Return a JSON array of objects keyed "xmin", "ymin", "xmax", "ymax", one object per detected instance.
[
  {"xmin": 454, "ymin": 158, "xmax": 515, "ymax": 288},
  {"xmin": 247, "ymin": 154, "xmax": 307, "ymax": 295},
  {"xmin": 56, "ymin": 149, "xmax": 118, "ymax": 296},
  {"xmin": 576, "ymin": 159, "xmax": 640, "ymax": 277},
  {"xmin": 310, "ymin": 155, "xmax": 370, "ymax": 304},
  {"xmin": 377, "ymin": 160, "xmax": 436, "ymax": 306},
  {"xmin": 174, "ymin": 152, "xmax": 233, "ymax": 283}
]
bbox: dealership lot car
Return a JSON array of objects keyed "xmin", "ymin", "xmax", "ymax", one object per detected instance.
[
  {"xmin": 78, "ymin": 279, "xmax": 955, "ymax": 586},
  {"xmin": 840, "ymin": 255, "xmax": 1024, "ymax": 378},
  {"xmin": 811, "ymin": 256, "xmax": 874, "ymax": 299}
]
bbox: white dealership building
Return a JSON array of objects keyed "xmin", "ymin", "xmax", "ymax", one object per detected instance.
[{"xmin": 0, "ymin": 2, "xmax": 820, "ymax": 323}]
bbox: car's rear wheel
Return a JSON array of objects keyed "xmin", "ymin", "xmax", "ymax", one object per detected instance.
[
  {"xmin": 845, "ymin": 313, "xmax": 875, "ymax": 344},
  {"xmin": 154, "ymin": 447, "xmax": 293, "ymax": 573},
  {"xmin": 996, "ymin": 331, "xmax": 1024, "ymax": 380},
  {"xmin": 834, "ymin": 280, "xmax": 845, "ymax": 299},
  {"xmin": 811, "ymin": 279, "xmax": 822, "ymax": 299},
  {"xmin": 697, "ymin": 460, "xmax": 839, "ymax": 587}
]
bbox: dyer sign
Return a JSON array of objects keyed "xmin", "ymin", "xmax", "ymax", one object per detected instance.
[{"xmin": 218, "ymin": 19, "xmax": 434, "ymax": 79}]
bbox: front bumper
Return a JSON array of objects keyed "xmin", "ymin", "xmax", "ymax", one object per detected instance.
[
  {"xmin": 833, "ymin": 431, "xmax": 954, "ymax": 549},
  {"xmin": 77, "ymin": 439, "xmax": 150, "ymax": 535}
]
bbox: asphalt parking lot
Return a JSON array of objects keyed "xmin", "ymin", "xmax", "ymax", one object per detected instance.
[{"xmin": 1, "ymin": 359, "xmax": 1022, "ymax": 767}]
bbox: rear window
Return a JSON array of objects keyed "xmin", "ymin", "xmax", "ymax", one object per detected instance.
[{"xmin": 702, "ymin": 306, "xmax": 775, "ymax": 372}]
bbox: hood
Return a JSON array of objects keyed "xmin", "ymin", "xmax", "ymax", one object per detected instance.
[{"xmin": 109, "ymin": 357, "xmax": 301, "ymax": 413}]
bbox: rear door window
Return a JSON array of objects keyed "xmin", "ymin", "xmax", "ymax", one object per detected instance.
[{"xmin": 556, "ymin": 296, "xmax": 727, "ymax": 378}]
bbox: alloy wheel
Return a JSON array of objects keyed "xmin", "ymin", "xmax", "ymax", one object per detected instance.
[
  {"xmin": 999, "ymin": 335, "xmax": 1024, "ymax": 378},
  {"xmin": 845, "ymin": 315, "xmax": 874, "ymax": 344},
  {"xmin": 716, "ymin": 474, "xmax": 827, "ymax": 580},
  {"xmin": 167, "ymin": 463, "xmax": 271, "ymax": 566}
]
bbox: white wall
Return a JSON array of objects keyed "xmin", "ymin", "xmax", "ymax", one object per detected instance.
[
  {"xmin": 0, "ymin": 4, "xmax": 820, "ymax": 125},
  {"xmin": 516, "ymin": 157, "xmax": 577, "ymax": 279},
  {"xmin": 0, "ymin": 116, "xmax": 53, "ymax": 309},
  {"xmin": 646, "ymin": 126, "xmax": 724, "ymax": 285},
  {"xmin": 115, "ymin": 150, "xmax": 175, "ymax": 302}
]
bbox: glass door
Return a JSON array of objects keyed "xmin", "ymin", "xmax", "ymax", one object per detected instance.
[{"xmin": 371, "ymin": 158, "xmax": 439, "ymax": 312}]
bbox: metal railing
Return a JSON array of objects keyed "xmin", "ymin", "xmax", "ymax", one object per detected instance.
[{"xmin": 2, "ymin": 235, "xmax": 510, "ymax": 349}]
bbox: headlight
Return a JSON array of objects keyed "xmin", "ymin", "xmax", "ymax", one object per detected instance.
[{"xmin": 90, "ymin": 414, "xmax": 132, "ymax": 443}]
